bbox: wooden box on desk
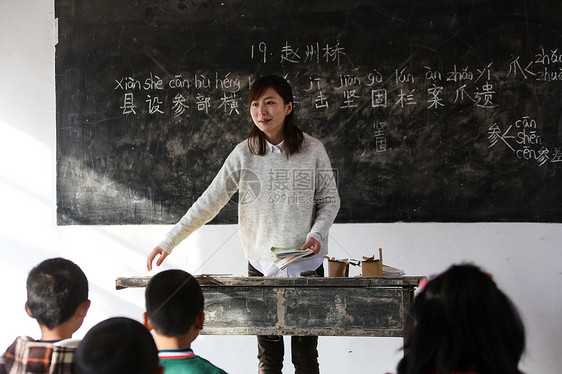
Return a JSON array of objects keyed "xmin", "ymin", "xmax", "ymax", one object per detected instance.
[
  {"xmin": 327, "ymin": 259, "xmax": 349, "ymax": 277},
  {"xmin": 362, "ymin": 248, "xmax": 383, "ymax": 277}
]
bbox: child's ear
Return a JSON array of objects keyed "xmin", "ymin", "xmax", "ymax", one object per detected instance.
[
  {"xmin": 194, "ymin": 311, "xmax": 205, "ymax": 330},
  {"xmin": 142, "ymin": 312, "xmax": 153, "ymax": 331},
  {"xmin": 24, "ymin": 302, "xmax": 34, "ymax": 318},
  {"xmin": 77, "ymin": 300, "xmax": 91, "ymax": 318}
]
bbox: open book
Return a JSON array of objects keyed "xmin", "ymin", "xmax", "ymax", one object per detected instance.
[{"xmin": 271, "ymin": 247, "xmax": 313, "ymax": 270}]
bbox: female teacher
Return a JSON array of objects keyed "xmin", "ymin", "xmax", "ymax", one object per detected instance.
[{"xmin": 147, "ymin": 75, "xmax": 340, "ymax": 374}]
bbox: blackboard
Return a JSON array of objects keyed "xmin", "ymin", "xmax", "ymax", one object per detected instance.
[{"xmin": 56, "ymin": 0, "xmax": 562, "ymax": 224}]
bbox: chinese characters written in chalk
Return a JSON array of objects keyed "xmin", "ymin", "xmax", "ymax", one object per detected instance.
[
  {"xmin": 251, "ymin": 41, "xmax": 347, "ymax": 65},
  {"xmin": 111, "ymin": 45, "xmax": 562, "ymax": 166},
  {"xmin": 296, "ymin": 61, "xmax": 500, "ymax": 112},
  {"xmin": 488, "ymin": 116, "xmax": 562, "ymax": 166},
  {"xmin": 115, "ymin": 72, "xmax": 243, "ymax": 118},
  {"xmin": 114, "ymin": 46, "xmax": 562, "ymax": 118}
]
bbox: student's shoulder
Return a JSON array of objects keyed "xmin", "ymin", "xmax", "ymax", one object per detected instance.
[
  {"xmin": 192, "ymin": 355, "xmax": 228, "ymax": 373},
  {"xmin": 0, "ymin": 337, "xmax": 19, "ymax": 358},
  {"xmin": 159, "ymin": 354, "xmax": 227, "ymax": 374},
  {"xmin": 5, "ymin": 336, "xmax": 34, "ymax": 351},
  {"xmin": 6, "ymin": 336, "xmax": 80, "ymax": 349},
  {"xmin": 0, "ymin": 336, "xmax": 79, "ymax": 372},
  {"xmin": 53, "ymin": 339, "xmax": 81, "ymax": 349}
]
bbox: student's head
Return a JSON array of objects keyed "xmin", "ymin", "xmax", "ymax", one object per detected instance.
[
  {"xmin": 76, "ymin": 317, "xmax": 162, "ymax": 374},
  {"xmin": 144, "ymin": 269, "xmax": 204, "ymax": 336},
  {"xmin": 398, "ymin": 263, "xmax": 526, "ymax": 374},
  {"xmin": 25, "ymin": 257, "xmax": 89, "ymax": 329},
  {"xmin": 247, "ymin": 75, "xmax": 303, "ymax": 156}
]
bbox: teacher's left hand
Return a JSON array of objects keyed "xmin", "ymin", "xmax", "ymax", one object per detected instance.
[{"xmin": 302, "ymin": 237, "xmax": 321, "ymax": 255}]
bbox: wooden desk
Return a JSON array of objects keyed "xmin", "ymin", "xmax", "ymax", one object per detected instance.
[{"xmin": 116, "ymin": 276, "xmax": 422, "ymax": 337}]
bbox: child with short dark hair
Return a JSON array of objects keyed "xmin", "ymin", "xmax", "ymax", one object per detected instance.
[
  {"xmin": 0, "ymin": 257, "xmax": 90, "ymax": 374},
  {"xmin": 143, "ymin": 269, "xmax": 227, "ymax": 374},
  {"xmin": 75, "ymin": 317, "xmax": 163, "ymax": 374}
]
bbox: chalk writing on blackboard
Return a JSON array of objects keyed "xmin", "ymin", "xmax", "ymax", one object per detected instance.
[
  {"xmin": 110, "ymin": 47, "xmax": 529, "ymax": 115},
  {"xmin": 489, "ymin": 116, "xmax": 562, "ymax": 166},
  {"xmin": 251, "ymin": 41, "xmax": 347, "ymax": 66},
  {"xmin": 110, "ymin": 44, "xmax": 561, "ymax": 169}
]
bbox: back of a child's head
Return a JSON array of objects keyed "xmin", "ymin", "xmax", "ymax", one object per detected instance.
[
  {"xmin": 26, "ymin": 257, "xmax": 88, "ymax": 329},
  {"xmin": 145, "ymin": 269, "xmax": 204, "ymax": 336},
  {"xmin": 398, "ymin": 263, "xmax": 525, "ymax": 374},
  {"xmin": 75, "ymin": 317, "xmax": 160, "ymax": 374}
]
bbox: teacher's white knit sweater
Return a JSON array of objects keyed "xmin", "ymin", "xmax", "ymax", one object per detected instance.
[{"xmin": 158, "ymin": 133, "xmax": 340, "ymax": 262}]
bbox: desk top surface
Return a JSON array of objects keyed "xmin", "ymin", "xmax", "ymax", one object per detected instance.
[{"xmin": 116, "ymin": 275, "xmax": 424, "ymax": 290}]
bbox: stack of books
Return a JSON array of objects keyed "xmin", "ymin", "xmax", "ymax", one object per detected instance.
[{"xmin": 271, "ymin": 247, "xmax": 313, "ymax": 270}]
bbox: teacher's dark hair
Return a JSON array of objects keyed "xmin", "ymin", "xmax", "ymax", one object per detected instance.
[
  {"xmin": 397, "ymin": 263, "xmax": 526, "ymax": 374},
  {"xmin": 248, "ymin": 75, "xmax": 303, "ymax": 157}
]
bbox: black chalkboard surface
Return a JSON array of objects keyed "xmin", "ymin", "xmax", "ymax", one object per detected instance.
[{"xmin": 56, "ymin": 0, "xmax": 562, "ymax": 224}]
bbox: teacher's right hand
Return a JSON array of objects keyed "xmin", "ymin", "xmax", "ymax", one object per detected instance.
[{"xmin": 147, "ymin": 246, "xmax": 169, "ymax": 271}]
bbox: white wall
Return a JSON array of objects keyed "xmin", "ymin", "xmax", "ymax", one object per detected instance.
[{"xmin": 1, "ymin": 1, "xmax": 561, "ymax": 373}]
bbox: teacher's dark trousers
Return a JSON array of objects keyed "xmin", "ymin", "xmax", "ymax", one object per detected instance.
[{"xmin": 248, "ymin": 262, "xmax": 323, "ymax": 374}]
